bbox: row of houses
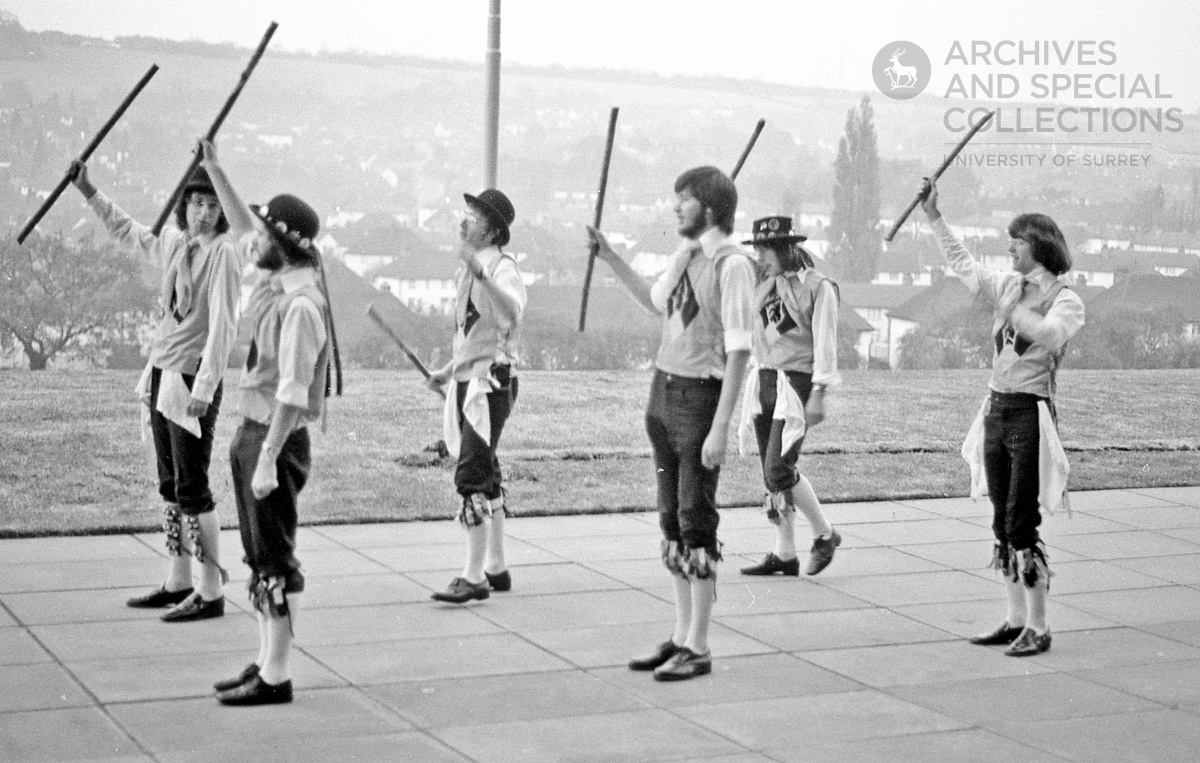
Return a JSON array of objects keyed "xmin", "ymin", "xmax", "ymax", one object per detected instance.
[{"xmin": 322, "ymin": 214, "xmax": 1200, "ymax": 368}]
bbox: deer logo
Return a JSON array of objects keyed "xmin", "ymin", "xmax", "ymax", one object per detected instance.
[
  {"xmin": 884, "ymin": 48, "xmax": 919, "ymax": 90},
  {"xmin": 872, "ymin": 41, "xmax": 930, "ymax": 100}
]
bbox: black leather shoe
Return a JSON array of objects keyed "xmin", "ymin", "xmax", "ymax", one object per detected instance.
[
  {"xmin": 485, "ymin": 569, "xmax": 512, "ymax": 592},
  {"xmin": 216, "ymin": 675, "xmax": 293, "ymax": 706},
  {"xmin": 430, "ymin": 577, "xmax": 490, "ymax": 604},
  {"xmin": 629, "ymin": 639, "xmax": 681, "ymax": 671},
  {"xmin": 126, "ymin": 585, "xmax": 193, "ymax": 609},
  {"xmin": 1005, "ymin": 628, "xmax": 1052, "ymax": 657},
  {"xmin": 740, "ymin": 552, "xmax": 800, "ymax": 577},
  {"xmin": 213, "ymin": 663, "xmax": 260, "ymax": 692},
  {"xmin": 160, "ymin": 594, "xmax": 225, "ymax": 622},
  {"xmin": 653, "ymin": 647, "xmax": 713, "ymax": 681},
  {"xmin": 968, "ymin": 622, "xmax": 1025, "ymax": 646},
  {"xmin": 806, "ymin": 529, "xmax": 842, "ymax": 576}
]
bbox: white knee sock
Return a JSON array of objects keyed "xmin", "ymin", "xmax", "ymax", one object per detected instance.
[
  {"xmin": 792, "ymin": 476, "xmax": 832, "ymax": 538},
  {"xmin": 259, "ymin": 593, "xmax": 298, "ymax": 685},
  {"xmin": 193, "ymin": 512, "xmax": 223, "ymax": 600},
  {"xmin": 485, "ymin": 498, "xmax": 507, "ymax": 575},
  {"xmin": 671, "ymin": 575, "xmax": 691, "ymax": 646}
]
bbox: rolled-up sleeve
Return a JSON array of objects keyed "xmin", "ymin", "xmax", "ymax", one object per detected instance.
[
  {"xmin": 719, "ymin": 253, "xmax": 756, "ymax": 353},
  {"xmin": 650, "ymin": 246, "xmax": 695, "ymax": 312},
  {"xmin": 276, "ymin": 296, "xmax": 327, "ymax": 409}
]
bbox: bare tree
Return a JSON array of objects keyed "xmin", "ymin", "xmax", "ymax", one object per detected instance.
[{"xmin": 0, "ymin": 230, "xmax": 156, "ymax": 369}]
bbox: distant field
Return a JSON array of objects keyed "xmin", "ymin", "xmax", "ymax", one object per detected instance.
[{"xmin": 1, "ymin": 368, "xmax": 1197, "ymax": 536}]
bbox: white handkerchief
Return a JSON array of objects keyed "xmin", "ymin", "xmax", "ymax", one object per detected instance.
[{"xmin": 157, "ymin": 370, "xmax": 201, "ymax": 438}]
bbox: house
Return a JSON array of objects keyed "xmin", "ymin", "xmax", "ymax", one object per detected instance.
[
  {"xmin": 1070, "ymin": 248, "xmax": 1199, "ymax": 288},
  {"xmin": 837, "ymin": 283, "xmax": 926, "ymax": 368},
  {"xmin": 1087, "ymin": 272, "xmax": 1200, "ymax": 340}
]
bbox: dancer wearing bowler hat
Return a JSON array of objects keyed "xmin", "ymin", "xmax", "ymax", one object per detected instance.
[
  {"xmin": 70, "ymin": 152, "xmax": 240, "ymax": 623},
  {"xmin": 426, "ymin": 188, "xmax": 527, "ymax": 604},
  {"xmin": 737, "ymin": 216, "xmax": 842, "ymax": 577},
  {"xmin": 197, "ymin": 140, "xmax": 334, "ymax": 704}
]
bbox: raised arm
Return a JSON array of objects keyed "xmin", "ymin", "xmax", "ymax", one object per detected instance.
[
  {"xmin": 70, "ymin": 160, "xmax": 167, "ymax": 266},
  {"xmin": 199, "ymin": 140, "xmax": 257, "ymax": 241},
  {"xmin": 920, "ymin": 181, "xmax": 1006, "ymax": 302},
  {"xmin": 585, "ymin": 226, "xmax": 659, "ymax": 315}
]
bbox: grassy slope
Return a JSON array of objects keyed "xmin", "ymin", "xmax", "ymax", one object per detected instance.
[{"xmin": 2, "ymin": 368, "xmax": 1197, "ymax": 536}]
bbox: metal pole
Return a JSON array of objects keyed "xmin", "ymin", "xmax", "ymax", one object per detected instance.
[{"xmin": 483, "ymin": 0, "xmax": 501, "ymax": 188}]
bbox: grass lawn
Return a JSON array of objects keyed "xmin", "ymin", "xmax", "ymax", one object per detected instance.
[{"xmin": 1, "ymin": 368, "xmax": 1197, "ymax": 536}]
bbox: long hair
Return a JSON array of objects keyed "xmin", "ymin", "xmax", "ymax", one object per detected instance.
[
  {"xmin": 1008, "ymin": 213, "xmax": 1071, "ymax": 275},
  {"xmin": 674, "ymin": 166, "xmax": 737, "ymax": 234},
  {"xmin": 758, "ymin": 241, "xmax": 815, "ymax": 276},
  {"xmin": 173, "ymin": 190, "xmax": 230, "ymax": 235}
]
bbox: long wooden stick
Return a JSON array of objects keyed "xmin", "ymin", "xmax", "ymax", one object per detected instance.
[
  {"xmin": 365, "ymin": 305, "xmax": 444, "ymax": 398},
  {"xmin": 884, "ymin": 109, "xmax": 996, "ymax": 242},
  {"xmin": 17, "ymin": 65, "xmax": 159, "ymax": 245},
  {"xmin": 151, "ymin": 22, "xmax": 278, "ymax": 236},
  {"xmin": 577, "ymin": 107, "xmax": 620, "ymax": 332},
  {"xmin": 731, "ymin": 118, "xmax": 766, "ymax": 180}
]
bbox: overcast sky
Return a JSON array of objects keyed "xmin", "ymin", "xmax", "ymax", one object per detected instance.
[{"xmin": 4, "ymin": 0, "xmax": 1199, "ymax": 108}]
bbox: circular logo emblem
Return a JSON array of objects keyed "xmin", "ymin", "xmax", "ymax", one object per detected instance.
[{"xmin": 872, "ymin": 42, "xmax": 931, "ymax": 100}]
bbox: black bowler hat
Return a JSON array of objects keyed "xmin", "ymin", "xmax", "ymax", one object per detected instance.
[
  {"xmin": 254, "ymin": 194, "xmax": 320, "ymax": 255},
  {"xmin": 743, "ymin": 215, "xmax": 808, "ymax": 246},
  {"xmin": 464, "ymin": 188, "xmax": 515, "ymax": 246},
  {"xmin": 182, "ymin": 166, "xmax": 217, "ymax": 198}
]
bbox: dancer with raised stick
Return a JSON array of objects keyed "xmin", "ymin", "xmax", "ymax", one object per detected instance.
[
  {"xmin": 151, "ymin": 22, "xmax": 278, "ymax": 236},
  {"xmin": 200, "ymin": 139, "xmax": 333, "ymax": 705},
  {"xmin": 18, "ymin": 64, "xmax": 159, "ymax": 244},
  {"xmin": 588, "ymin": 166, "xmax": 756, "ymax": 681},
  {"xmin": 68, "ymin": 141, "xmax": 241, "ymax": 622},
  {"xmin": 918, "ymin": 178, "xmax": 1083, "ymax": 657}
]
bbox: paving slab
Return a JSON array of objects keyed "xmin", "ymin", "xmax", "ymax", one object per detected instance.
[
  {"xmin": 0, "ymin": 625, "xmax": 50, "ymax": 664},
  {"xmin": 890, "ymin": 671, "xmax": 1163, "ymax": 726},
  {"xmin": 998, "ymin": 709, "xmax": 1200, "ymax": 762},
  {"xmin": 0, "ymin": 707, "xmax": 146, "ymax": 762},
  {"xmin": 720, "ymin": 606, "xmax": 954, "ymax": 652},
  {"xmin": 502, "ymin": 511, "xmax": 658, "ymax": 539},
  {"xmin": 1093, "ymin": 504, "xmax": 1200, "ymax": 530},
  {"xmin": 678, "ymin": 690, "xmax": 968, "ymax": 747},
  {"xmin": 520, "ymin": 620, "xmax": 771, "ymax": 669},
  {"xmin": 762, "ymin": 728, "xmax": 1067, "ymax": 763},
  {"xmin": 1048, "ymin": 559, "xmax": 1177, "ymax": 594},
  {"xmin": 813, "ymin": 500, "xmax": 944, "ymax": 524},
  {"xmin": 1062, "ymin": 489, "xmax": 1176, "ymax": 512},
  {"xmin": 0, "ymin": 535, "xmax": 160, "ymax": 565},
  {"xmin": 436, "ymin": 708, "xmax": 745, "ymax": 763},
  {"xmin": 799, "ymin": 639, "xmax": 1056, "ymax": 688},
  {"xmin": 305, "ymin": 632, "xmax": 574, "ymax": 684},
  {"xmin": 593, "ymin": 652, "xmax": 863, "ymax": 708},
  {"xmin": 1133, "ymin": 485, "xmax": 1200, "ymax": 507},
  {"xmin": 1056, "ymin": 585, "xmax": 1200, "ymax": 625},
  {"xmin": 1142, "ymin": 619, "xmax": 1200, "ymax": 647},
  {"xmin": 68, "ymin": 649, "xmax": 346, "ymax": 703},
  {"xmin": 301, "ymin": 571, "xmax": 438, "ymax": 607},
  {"xmin": 365, "ymin": 669, "xmax": 648, "ymax": 728},
  {"xmin": 312, "ymin": 519, "xmax": 462, "ymax": 548},
  {"xmin": 1047, "ymin": 530, "xmax": 1200, "ymax": 561},
  {"xmin": 817, "ymin": 569, "xmax": 999, "ymax": 607},
  {"xmin": 406, "ymin": 561, "xmax": 624, "ymax": 597},
  {"xmin": 30, "ymin": 613, "xmax": 251, "ymax": 661},
  {"xmin": 0, "ymin": 661, "xmax": 95, "ymax": 712},
  {"xmin": 1075, "ymin": 658, "xmax": 1200, "ymax": 706},
  {"xmin": 0, "ymin": 557, "xmax": 162, "ymax": 594},
  {"xmin": 1013, "ymin": 626, "xmax": 1200, "ymax": 671},
  {"xmin": 895, "ymin": 495, "xmax": 992, "ymax": 518},
  {"xmin": 895, "ymin": 598, "xmax": 1119, "ymax": 638},
  {"xmin": 846, "ymin": 517, "xmax": 996, "ymax": 546},
  {"xmin": 301, "ymin": 600, "xmax": 502, "ymax": 646}
]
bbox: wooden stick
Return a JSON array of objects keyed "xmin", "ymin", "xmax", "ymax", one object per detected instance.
[
  {"xmin": 17, "ymin": 65, "xmax": 159, "ymax": 245},
  {"xmin": 151, "ymin": 22, "xmax": 278, "ymax": 236},
  {"xmin": 365, "ymin": 305, "xmax": 444, "ymax": 398},
  {"xmin": 884, "ymin": 110, "xmax": 996, "ymax": 242},
  {"xmin": 578, "ymin": 106, "xmax": 620, "ymax": 332},
  {"xmin": 731, "ymin": 118, "xmax": 766, "ymax": 180},
  {"xmin": 315, "ymin": 251, "xmax": 343, "ymax": 396}
]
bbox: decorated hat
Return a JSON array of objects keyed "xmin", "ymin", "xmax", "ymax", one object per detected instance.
[
  {"xmin": 743, "ymin": 215, "xmax": 808, "ymax": 246},
  {"xmin": 463, "ymin": 188, "xmax": 515, "ymax": 246},
  {"xmin": 253, "ymin": 194, "xmax": 320, "ymax": 256},
  {"xmin": 182, "ymin": 166, "xmax": 217, "ymax": 198}
]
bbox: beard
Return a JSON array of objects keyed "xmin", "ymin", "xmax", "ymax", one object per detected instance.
[
  {"xmin": 255, "ymin": 240, "xmax": 286, "ymax": 271},
  {"xmin": 677, "ymin": 209, "xmax": 708, "ymax": 239}
]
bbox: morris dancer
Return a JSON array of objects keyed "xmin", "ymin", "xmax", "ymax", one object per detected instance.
[
  {"xmin": 737, "ymin": 216, "xmax": 841, "ymax": 577},
  {"xmin": 71, "ymin": 157, "xmax": 239, "ymax": 622},
  {"xmin": 426, "ymin": 189, "xmax": 526, "ymax": 604},
  {"xmin": 589, "ymin": 166, "xmax": 755, "ymax": 681},
  {"xmin": 920, "ymin": 181, "xmax": 1084, "ymax": 657},
  {"xmin": 200, "ymin": 142, "xmax": 331, "ymax": 704}
]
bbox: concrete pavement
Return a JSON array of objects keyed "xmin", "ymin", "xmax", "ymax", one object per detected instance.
[{"xmin": 3, "ymin": 486, "xmax": 1200, "ymax": 762}]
